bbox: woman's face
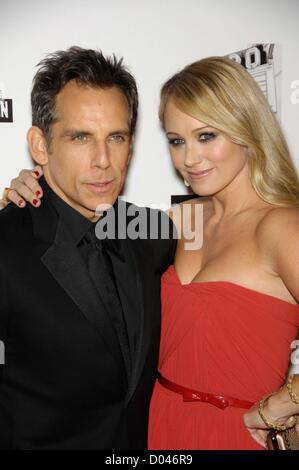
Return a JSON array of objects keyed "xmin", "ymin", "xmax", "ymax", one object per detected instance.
[{"xmin": 163, "ymin": 100, "xmax": 248, "ymax": 197}]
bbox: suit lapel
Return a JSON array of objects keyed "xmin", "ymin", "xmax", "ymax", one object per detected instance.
[
  {"xmin": 29, "ymin": 198, "xmax": 127, "ymax": 381},
  {"xmin": 104, "ymin": 236, "xmax": 146, "ymax": 400},
  {"xmin": 125, "ymin": 240, "xmax": 155, "ymax": 403}
]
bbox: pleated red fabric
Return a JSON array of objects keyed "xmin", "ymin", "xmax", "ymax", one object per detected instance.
[{"xmin": 148, "ymin": 265, "xmax": 299, "ymax": 450}]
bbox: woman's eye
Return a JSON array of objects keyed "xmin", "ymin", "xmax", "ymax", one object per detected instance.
[
  {"xmin": 168, "ymin": 138, "xmax": 184, "ymax": 146},
  {"xmin": 199, "ymin": 132, "xmax": 216, "ymax": 142}
]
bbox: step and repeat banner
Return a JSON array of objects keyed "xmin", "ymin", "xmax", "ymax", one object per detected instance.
[{"xmin": 0, "ymin": 0, "xmax": 298, "ymax": 209}]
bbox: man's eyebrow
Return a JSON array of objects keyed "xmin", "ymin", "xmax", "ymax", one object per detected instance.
[
  {"xmin": 108, "ymin": 129, "xmax": 131, "ymax": 136},
  {"xmin": 60, "ymin": 129, "xmax": 93, "ymax": 138},
  {"xmin": 60, "ymin": 129, "xmax": 131, "ymax": 138}
]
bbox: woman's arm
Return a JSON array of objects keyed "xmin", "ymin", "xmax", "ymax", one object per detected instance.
[
  {"xmin": 243, "ymin": 374, "xmax": 299, "ymax": 448},
  {"xmin": 244, "ymin": 209, "xmax": 299, "ymax": 447}
]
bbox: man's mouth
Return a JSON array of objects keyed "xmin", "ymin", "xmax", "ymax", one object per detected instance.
[{"xmin": 85, "ymin": 180, "xmax": 114, "ymax": 193}]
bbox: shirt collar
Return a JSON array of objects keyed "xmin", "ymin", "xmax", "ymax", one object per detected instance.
[{"xmin": 40, "ymin": 176, "xmax": 92, "ymax": 245}]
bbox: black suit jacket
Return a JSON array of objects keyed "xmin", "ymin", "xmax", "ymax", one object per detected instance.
[{"xmin": 0, "ymin": 192, "xmax": 176, "ymax": 449}]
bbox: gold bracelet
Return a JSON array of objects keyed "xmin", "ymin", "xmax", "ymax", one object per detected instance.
[
  {"xmin": 258, "ymin": 393, "xmax": 297, "ymax": 431},
  {"xmin": 287, "ymin": 375, "xmax": 299, "ymax": 405}
]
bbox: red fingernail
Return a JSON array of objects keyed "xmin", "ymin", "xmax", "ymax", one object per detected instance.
[
  {"xmin": 32, "ymin": 199, "xmax": 39, "ymax": 206},
  {"xmin": 18, "ymin": 200, "xmax": 24, "ymax": 207},
  {"xmin": 34, "ymin": 171, "xmax": 39, "ymax": 177},
  {"xmin": 36, "ymin": 190, "xmax": 41, "ymax": 197}
]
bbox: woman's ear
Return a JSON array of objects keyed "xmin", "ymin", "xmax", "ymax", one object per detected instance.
[{"xmin": 27, "ymin": 126, "xmax": 49, "ymax": 165}]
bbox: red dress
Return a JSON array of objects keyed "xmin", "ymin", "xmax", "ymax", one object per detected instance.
[{"xmin": 148, "ymin": 265, "xmax": 299, "ymax": 450}]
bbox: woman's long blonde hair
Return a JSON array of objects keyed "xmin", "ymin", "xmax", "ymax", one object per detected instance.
[{"xmin": 159, "ymin": 56, "xmax": 299, "ymax": 208}]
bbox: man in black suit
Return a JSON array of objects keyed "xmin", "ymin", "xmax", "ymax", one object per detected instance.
[{"xmin": 0, "ymin": 47, "xmax": 176, "ymax": 449}]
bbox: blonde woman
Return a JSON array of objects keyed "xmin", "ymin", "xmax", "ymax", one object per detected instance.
[
  {"xmin": 2, "ymin": 57, "xmax": 299, "ymax": 450},
  {"xmin": 147, "ymin": 57, "xmax": 299, "ymax": 450}
]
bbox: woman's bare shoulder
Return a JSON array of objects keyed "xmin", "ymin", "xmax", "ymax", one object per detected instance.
[
  {"xmin": 256, "ymin": 206, "xmax": 299, "ymax": 301},
  {"xmin": 256, "ymin": 206, "xmax": 299, "ymax": 249},
  {"xmin": 258, "ymin": 206, "xmax": 299, "ymax": 230}
]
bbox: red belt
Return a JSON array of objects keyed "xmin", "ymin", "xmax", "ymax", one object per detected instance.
[{"xmin": 158, "ymin": 373, "xmax": 254, "ymax": 410}]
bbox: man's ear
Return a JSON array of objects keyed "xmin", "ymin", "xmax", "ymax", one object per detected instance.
[{"xmin": 27, "ymin": 126, "xmax": 49, "ymax": 165}]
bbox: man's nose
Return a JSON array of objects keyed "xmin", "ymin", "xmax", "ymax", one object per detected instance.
[{"xmin": 92, "ymin": 142, "xmax": 110, "ymax": 169}]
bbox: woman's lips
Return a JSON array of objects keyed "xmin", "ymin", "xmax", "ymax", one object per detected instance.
[{"xmin": 187, "ymin": 168, "xmax": 214, "ymax": 179}]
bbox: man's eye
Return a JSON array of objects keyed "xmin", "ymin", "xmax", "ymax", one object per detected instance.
[
  {"xmin": 109, "ymin": 134, "xmax": 126, "ymax": 142},
  {"xmin": 72, "ymin": 134, "xmax": 88, "ymax": 143},
  {"xmin": 199, "ymin": 132, "xmax": 216, "ymax": 142},
  {"xmin": 168, "ymin": 138, "xmax": 184, "ymax": 146}
]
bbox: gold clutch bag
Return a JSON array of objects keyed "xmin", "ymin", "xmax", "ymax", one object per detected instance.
[{"xmin": 267, "ymin": 427, "xmax": 299, "ymax": 450}]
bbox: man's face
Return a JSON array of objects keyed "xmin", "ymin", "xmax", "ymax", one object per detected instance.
[{"xmin": 40, "ymin": 81, "xmax": 132, "ymax": 220}]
